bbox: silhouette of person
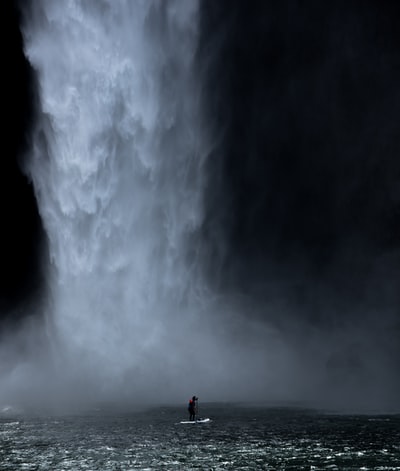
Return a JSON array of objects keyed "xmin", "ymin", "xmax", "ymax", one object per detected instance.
[{"xmin": 188, "ymin": 396, "xmax": 198, "ymax": 421}]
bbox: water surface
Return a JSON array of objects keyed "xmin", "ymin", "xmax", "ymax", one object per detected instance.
[{"xmin": 1, "ymin": 404, "xmax": 399, "ymax": 470}]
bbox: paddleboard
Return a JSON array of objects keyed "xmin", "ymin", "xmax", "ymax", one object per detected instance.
[{"xmin": 180, "ymin": 418, "xmax": 211, "ymax": 424}]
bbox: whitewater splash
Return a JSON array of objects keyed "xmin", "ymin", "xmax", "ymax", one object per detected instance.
[
  {"xmin": 0, "ymin": 0, "xmax": 395, "ymax": 414},
  {"xmin": 18, "ymin": 0, "xmax": 214, "ymax": 402},
  {"xmin": 0, "ymin": 0, "xmax": 290, "ymax": 409}
]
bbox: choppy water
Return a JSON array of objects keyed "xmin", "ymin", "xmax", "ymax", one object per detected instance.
[{"xmin": 1, "ymin": 404, "xmax": 399, "ymax": 470}]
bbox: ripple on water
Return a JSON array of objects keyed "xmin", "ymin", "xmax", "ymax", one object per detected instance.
[{"xmin": 1, "ymin": 407, "xmax": 400, "ymax": 470}]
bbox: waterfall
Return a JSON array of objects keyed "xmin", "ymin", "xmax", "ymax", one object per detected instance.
[
  {"xmin": 0, "ymin": 0, "xmax": 293, "ymax": 411},
  {"xmin": 20, "ymin": 0, "xmax": 214, "ymax": 403},
  {"xmin": 0, "ymin": 0, "xmax": 395, "ymax": 413}
]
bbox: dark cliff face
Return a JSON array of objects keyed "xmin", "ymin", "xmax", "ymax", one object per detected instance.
[
  {"xmin": 198, "ymin": 0, "xmax": 400, "ymax": 318},
  {"xmin": 0, "ymin": 1, "xmax": 46, "ymax": 324},
  {"xmin": 196, "ymin": 2, "xmax": 400, "ymax": 408}
]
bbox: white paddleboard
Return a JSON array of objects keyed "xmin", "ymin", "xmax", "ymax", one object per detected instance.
[{"xmin": 180, "ymin": 418, "xmax": 211, "ymax": 424}]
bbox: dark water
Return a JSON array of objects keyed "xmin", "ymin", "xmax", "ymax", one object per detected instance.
[{"xmin": 1, "ymin": 404, "xmax": 399, "ymax": 470}]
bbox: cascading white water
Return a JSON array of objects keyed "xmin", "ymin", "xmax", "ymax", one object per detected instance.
[
  {"xmin": 20, "ymin": 0, "xmax": 215, "ymax": 403},
  {"xmin": 0, "ymin": 0, "xmax": 394, "ymax": 414},
  {"xmin": 7, "ymin": 0, "xmax": 288, "ymax": 409}
]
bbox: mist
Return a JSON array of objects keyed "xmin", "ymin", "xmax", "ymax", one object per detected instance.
[{"xmin": 0, "ymin": 0, "xmax": 399, "ymax": 414}]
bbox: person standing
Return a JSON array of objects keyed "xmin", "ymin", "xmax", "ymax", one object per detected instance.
[{"xmin": 188, "ymin": 396, "xmax": 198, "ymax": 421}]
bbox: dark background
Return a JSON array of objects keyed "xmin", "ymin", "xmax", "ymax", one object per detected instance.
[
  {"xmin": 2, "ymin": 0, "xmax": 400, "ymax": 341},
  {"xmin": 199, "ymin": 0, "xmax": 400, "ymax": 328},
  {"xmin": 0, "ymin": 0, "xmax": 45, "ymax": 325}
]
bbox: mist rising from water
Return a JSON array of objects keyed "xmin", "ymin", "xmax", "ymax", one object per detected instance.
[
  {"xmin": 0, "ymin": 0, "xmax": 285, "ymax": 409},
  {"xmin": 1, "ymin": 1, "xmax": 397, "ymax": 415}
]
